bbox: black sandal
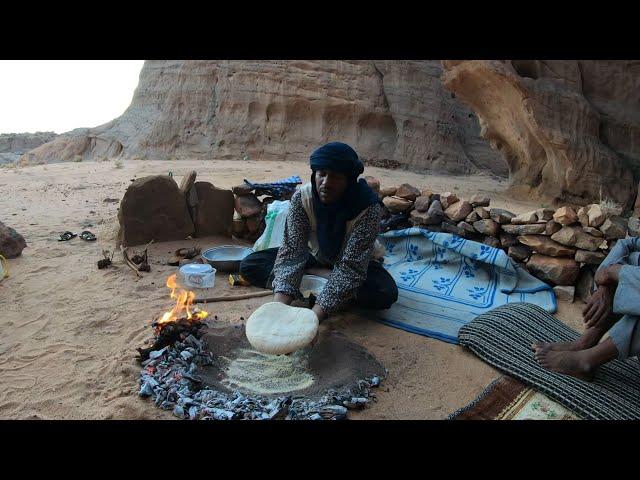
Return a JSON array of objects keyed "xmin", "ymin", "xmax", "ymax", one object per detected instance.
[
  {"xmin": 58, "ymin": 231, "xmax": 77, "ymax": 241},
  {"xmin": 80, "ymin": 230, "xmax": 97, "ymax": 241}
]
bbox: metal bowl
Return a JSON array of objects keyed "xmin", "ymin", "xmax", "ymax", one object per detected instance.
[
  {"xmin": 201, "ymin": 245, "xmax": 254, "ymax": 273},
  {"xmin": 300, "ymin": 275, "xmax": 328, "ymax": 297}
]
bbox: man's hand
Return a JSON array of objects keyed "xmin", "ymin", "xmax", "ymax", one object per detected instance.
[
  {"xmin": 274, "ymin": 292, "xmax": 293, "ymax": 305},
  {"xmin": 583, "ymin": 285, "xmax": 614, "ymax": 329},
  {"xmin": 594, "ymin": 264, "xmax": 623, "ymax": 286}
]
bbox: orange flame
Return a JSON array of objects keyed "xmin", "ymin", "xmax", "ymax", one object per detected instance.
[{"xmin": 156, "ymin": 274, "xmax": 209, "ymax": 327}]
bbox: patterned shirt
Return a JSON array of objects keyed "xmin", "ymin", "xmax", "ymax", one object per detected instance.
[{"xmin": 272, "ymin": 190, "xmax": 382, "ymax": 314}]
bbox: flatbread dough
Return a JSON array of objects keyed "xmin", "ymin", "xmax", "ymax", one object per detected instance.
[{"xmin": 245, "ymin": 302, "xmax": 319, "ymax": 355}]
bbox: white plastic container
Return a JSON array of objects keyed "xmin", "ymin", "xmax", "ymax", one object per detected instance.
[{"xmin": 179, "ymin": 263, "xmax": 216, "ymax": 289}]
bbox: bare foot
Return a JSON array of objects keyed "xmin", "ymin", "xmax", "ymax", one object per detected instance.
[
  {"xmin": 534, "ymin": 345, "xmax": 594, "ymax": 381},
  {"xmin": 531, "ymin": 340, "xmax": 584, "ymax": 353}
]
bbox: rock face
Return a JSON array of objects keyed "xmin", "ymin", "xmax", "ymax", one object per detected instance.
[
  {"xmin": 193, "ymin": 182, "xmax": 234, "ymax": 237},
  {"xmin": 0, "ymin": 132, "xmax": 57, "ymax": 164},
  {"xmin": 117, "ymin": 176, "xmax": 195, "ymax": 247},
  {"xmin": 0, "ymin": 222, "xmax": 27, "ymax": 258},
  {"xmin": 19, "ymin": 61, "xmax": 504, "ymax": 176},
  {"xmin": 441, "ymin": 60, "xmax": 638, "ymax": 210}
]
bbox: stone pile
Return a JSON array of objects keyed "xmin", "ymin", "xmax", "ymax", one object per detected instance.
[
  {"xmin": 376, "ymin": 179, "xmax": 640, "ymax": 303},
  {"xmin": 138, "ymin": 326, "xmax": 381, "ymax": 420}
]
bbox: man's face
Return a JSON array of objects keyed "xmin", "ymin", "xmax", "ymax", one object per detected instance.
[{"xmin": 314, "ymin": 169, "xmax": 349, "ymax": 204}]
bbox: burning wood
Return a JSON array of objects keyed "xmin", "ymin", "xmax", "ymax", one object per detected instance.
[{"xmin": 137, "ymin": 273, "xmax": 210, "ymax": 361}]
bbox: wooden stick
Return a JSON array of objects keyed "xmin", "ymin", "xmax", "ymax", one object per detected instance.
[
  {"xmin": 121, "ymin": 245, "xmax": 143, "ymax": 278},
  {"xmin": 194, "ymin": 290, "xmax": 272, "ymax": 303}
]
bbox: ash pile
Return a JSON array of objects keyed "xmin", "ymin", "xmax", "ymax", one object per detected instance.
[{"xmin": 137, "ymin": 322, "xmax": 384, "ymax": 421}]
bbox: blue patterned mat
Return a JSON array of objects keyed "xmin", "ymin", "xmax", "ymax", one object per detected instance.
[{"xmin": 374, "ymin": 228, "xmax": 557, "ymax": 343}]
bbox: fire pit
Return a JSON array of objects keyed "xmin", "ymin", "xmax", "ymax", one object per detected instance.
[{"xmin": 137, "ymin": 275, "xmax": 385, "ymax": 420}]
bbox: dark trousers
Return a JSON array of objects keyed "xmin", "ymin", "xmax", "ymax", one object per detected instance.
[{"xmin": 239, "ymin": 247, "xmax": 398, "ymax": 310}]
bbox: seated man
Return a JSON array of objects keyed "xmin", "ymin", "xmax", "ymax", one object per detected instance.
[
  {"xmin": 533, "ymin": 236, "xmax": 640, "ymax": 380},
  {"xmin": 239, "ymin": 141, "xmax": 398, "ymax": 322}
]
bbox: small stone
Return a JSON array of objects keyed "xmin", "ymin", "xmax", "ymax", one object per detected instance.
[
  {"xmin": 553, "ymin": 206, "xmax": 579, "ymax": 226},
  {"xmin": 383, "ymin": 196, "xmax": 413, "ymax": 213},
  {"xmin": 586, "ymin": 204, "xmax": 606, "ymax": 227},
  {"xmin": 0, "ymin": 221, "xmax": 27, "ymax": 259},
  {"xmin": 535, "ymin": 208, "xmax": 556, "ymax": 222},
  {"xmin": 526, "ymin": 254, "xmax": 579, "ymax": 285},
  {"xmin": 465, "ymin": 211, "xmax": 480, "ymax": 223},
  {"xmin": 414, "ymin": 196, "xmax": 431, "ymax": 212},
  {"xmin": 577, "ymin": 206, "xmax": 590, "ymax": 227},
  {"xmin": 444, "ymin": 201, "xmax": 473, "ymax": 222},
  {"xmin": 483, "ymin": 236, "xmax": 501, "ymax": 248},
  {"xmin": 517, "ymin": 235, "xmax": 576, "ymax": 257},
  {"xmin": 490, "ymin": 208, "xmax": 516, "ymax": 224},
  {"xmin": 508, "ymin": 244, "xmax": 532, "ymax": 262},
  {"xmin": 442, "ymin": 221, "xmax": 465, "ymax": 236},
  {"xmin": 458, "ymin": 221, "xmax": 476, "ymax": 234},
  {"xmin": 629, "ymin": 217, "xmax": 640, "ymax": 237},
  {"xmin": 502, "ymin": 223, "xmax": 546, "ymax": 235},
  {"xmin": 511, "ymin": 210, "xmax": 540, "ymax": 224},
  {"xmin": 583, "ymin": 226, "xmax": 603, "ymax": 237},
  {"xmin": 440, "ymin": 192, "xmax": 459, "ymax": 209},
  {"xmin": 553, "ymin": 286, "xmax": 575, "ymax": 303},
  {"xmin": 575, "ymin": 249, "xmax": 606, "ymax": 265},
  {"xmin": 500, "ymin": 232, "xmax": 518, "ymax": 248},
  {"xmin": 395, "ymin": 184, "xmax": 421, "ymax": 201},
  {"xmin": 409, "ymin": 210, "xmax": 430, "ymax": 225},
  {"xmin": 379, "ymin": 186, "xmax": 397, "ymax": 198},
  {"xmin": 426, "ymin": 199, "xmax": 444, "ymax": 219},
  {"xmin": 420, "ymin": 189, "xmax": 433, "ymax": 200},
  {"xmin": 600, "ymin": 216, "xmax": 627, "ymax": 240},
  {"xmin": 599, "ymin": 239, "xmax": 609, "ymax": 250},
  {"xmin": 364, "ymin": 176, "xmax": 380, "ymax": 195},
  {"xmin": 470, "ymin": 194, "xmax": 490, "ymax": 207},
  {"xmin": 543, "ymin": 220, "xmax": 562, "ymax": 236},
  {"xmin": 474, "ymin": 206, "xmax": 491, "ymax": 219},
  {"xmin": 473, "ymin": 219, "xmax": 500, "ymax": 237}
]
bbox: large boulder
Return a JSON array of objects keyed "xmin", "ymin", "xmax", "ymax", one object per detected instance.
[
  {"xmin": 527, "ymin": 254, "xmax": 579, "ymax": 286},
  {"xmin": 0, "ymin": 222, "xmax": 27, "ymax": 258},
  {"xmin": 193, "ymin": 182, "xmax": 235, "ymax": 237},
  {"xmin": 600, "ymin": 216, "xmax": 627, "ymax": 240},
  {"xmin": 473, "ymin": 219, "xmax": 500, "ymax": 237},
  {"xmin": 117, "ymin": 175, "xmax": 195, "ymax": 247}
]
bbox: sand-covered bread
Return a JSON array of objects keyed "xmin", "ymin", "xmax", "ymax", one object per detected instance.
[{"xmin": 245, "ymin": 302, "xmax": 319, "ymax": 355}]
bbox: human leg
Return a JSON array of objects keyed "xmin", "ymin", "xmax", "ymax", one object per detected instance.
[
  {"xmin": 238, "ymin": 248, "xmax": 280, "ymax": 288},
  {"xmin": 352, "ymin": 261, "xmax": 398, "ymax": 310},
  {"xmin": 608, "ymin": 314, "xmax": 640, "ymax": 360}
]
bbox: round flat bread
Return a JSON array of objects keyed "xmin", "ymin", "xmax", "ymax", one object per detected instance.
[{"xmin": 245, "ymin": 302, "xmax": 319, "ymax": 355}]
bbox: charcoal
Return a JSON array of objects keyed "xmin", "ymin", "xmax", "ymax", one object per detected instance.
[
  {"xmin": 309, "ymin": 413, "xmax": 322, "ymax": 420},
  {"xmin": 321, "ymin": 405, "xmax": 348, "ymax": 416},
  {"xmin": 149, "ymin": 347, "xmax": 169, "ymax": 360},
  {"xmin": 188, "ymin": 406, "xmax": 199, "ymax": 420},
  {"xmin": 370, "ymin": 376, "xmax": 380, "ymax": 387},
  {"xmin": 173, "ymin": 405, "xmax": 185, "ymax": 418}
]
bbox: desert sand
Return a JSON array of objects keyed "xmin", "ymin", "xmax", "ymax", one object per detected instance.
[{"xmin": 0, "ymin": 159, "xmax": 585, "ymax": 420}]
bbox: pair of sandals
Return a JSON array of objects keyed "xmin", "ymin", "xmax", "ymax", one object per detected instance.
[{"xmin": 58, "ymin": 230, "xmax": 97, "ymax": 242}]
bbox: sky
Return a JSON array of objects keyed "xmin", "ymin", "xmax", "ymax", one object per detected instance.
[{"xmin": 0, "ymin": 60, "xmax": 144, "ymax": 134}]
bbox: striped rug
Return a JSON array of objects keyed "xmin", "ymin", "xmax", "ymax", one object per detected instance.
[{"xmin": 458, "ymin": 303, "xmax": 640, "ymax": 420}]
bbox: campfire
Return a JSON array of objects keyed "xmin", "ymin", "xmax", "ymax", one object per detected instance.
[{"xmin": 137, "ymin": 274, "xmax": 209, "ymax": 361}]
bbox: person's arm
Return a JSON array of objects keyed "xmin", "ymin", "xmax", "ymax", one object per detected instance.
[
  {"xmin": 593, "ymin": 237, "xmax": 640, "ymax": 318},
  {"xmin": 314, "ymin": 203, "xmax": 382, "ymax": 319},
  {"xmin": 272, "ymin": 191, "xmax": 310, "ymax": 303}
]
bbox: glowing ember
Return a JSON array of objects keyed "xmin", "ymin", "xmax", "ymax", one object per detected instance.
[{"xmin": 156, "ymin": 274, "xmax": 209, "ymax": 329}]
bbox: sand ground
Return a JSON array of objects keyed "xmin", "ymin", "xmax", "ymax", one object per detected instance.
[{"xmin": 0, "ymin": 159, "xmax": 585, "ymax": 420}]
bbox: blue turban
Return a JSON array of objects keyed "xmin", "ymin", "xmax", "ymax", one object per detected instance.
[
  {"xmin": 310, "ymin": 142, "xmax": 365, "ymax": 177},
  {"xmin": 308, "ymin": 142, "xmax": 379, "ymax": 263}
]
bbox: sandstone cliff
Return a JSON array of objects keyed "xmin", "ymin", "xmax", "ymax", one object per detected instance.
[
  {"xmin": 441, "ymin": 60, "xmax": 640, "ymax": 210},
  {"xmin": 19, "ymin": 60, "xmax": 505, "ymax": 176},
  {"xmin": 0, "ymin": 131, "xmax": 57, "ymax": 164}
]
